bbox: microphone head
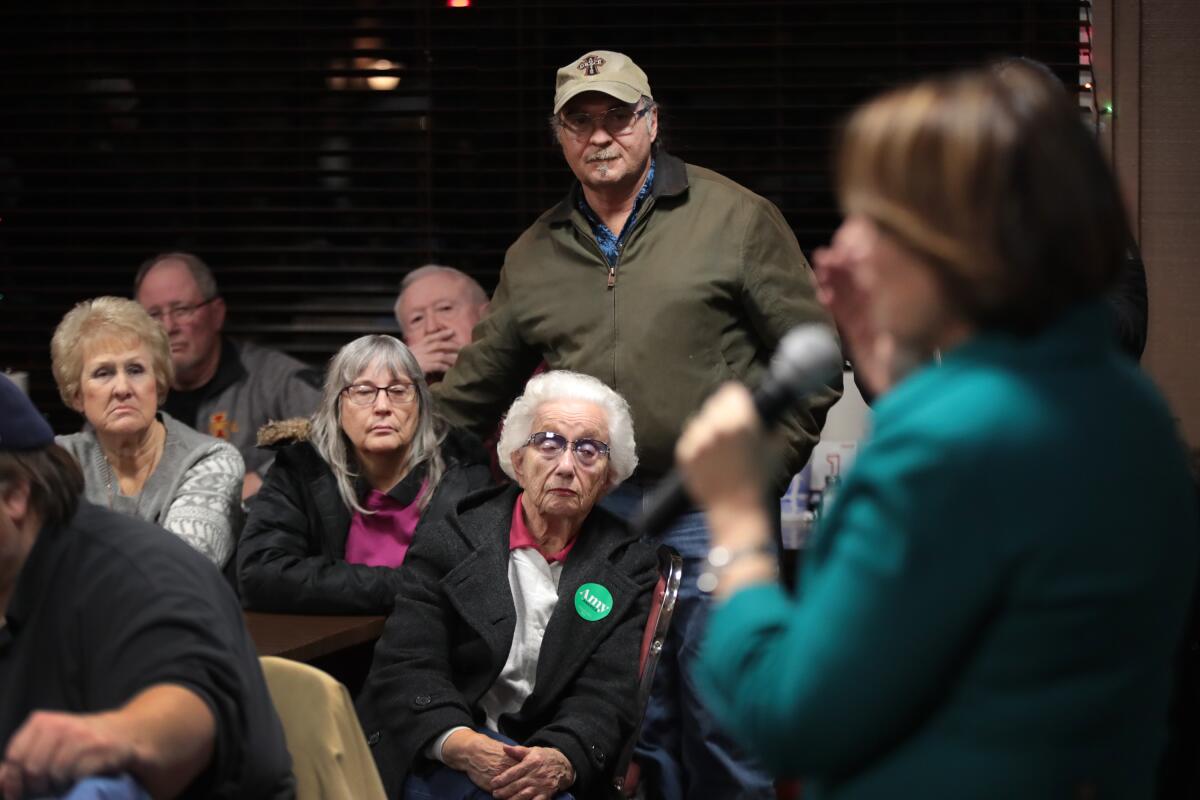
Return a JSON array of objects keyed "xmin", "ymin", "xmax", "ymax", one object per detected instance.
[{"xmin": 770, "ymin": 324, "xmax": 843, "ymax": 397}]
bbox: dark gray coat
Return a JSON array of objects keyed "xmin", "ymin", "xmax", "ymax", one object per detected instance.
[{"xmin": 356, "ymin": 483, "xmax": 658, "ymax": 799}]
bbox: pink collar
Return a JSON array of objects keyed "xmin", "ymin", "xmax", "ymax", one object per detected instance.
[{"xmin": 509, "ymin": 493, "xmax": 577, "ymax": 564}]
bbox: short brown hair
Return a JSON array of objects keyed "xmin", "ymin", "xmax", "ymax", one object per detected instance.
[
  {"xmin": 50, "ymin": 296, "xmax": 174, "ymax": 410},
  {"xmin": 836, "ymin": 64, "xmax": 1129, "ymax": 335},
  {"xmin": 0, "ymin": 445, "xmax": 84, "ymax": 529}
]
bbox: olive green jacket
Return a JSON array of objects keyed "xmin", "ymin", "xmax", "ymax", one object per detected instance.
[{"xmin": 434, "ymin": 151, "xmax": 840, "ymax": 484}]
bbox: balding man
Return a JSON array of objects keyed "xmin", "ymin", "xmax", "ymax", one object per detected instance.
[
  {"xmin": 134, "ymin": 252, "xmax": 322, "ymax": 499},
  {"xmin": 393, "ymin": 265, "xmax": 490, "ymax": 382}
]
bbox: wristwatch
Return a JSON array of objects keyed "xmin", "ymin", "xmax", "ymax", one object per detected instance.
[{"xmin": 697, "ymin": 542, "xmax": 777, "ymax": 593}]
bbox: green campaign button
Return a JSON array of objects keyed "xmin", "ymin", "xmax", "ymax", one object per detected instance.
[{"xmin": 575, "ymin": 582, "xmax": 613, "ymax": 622}]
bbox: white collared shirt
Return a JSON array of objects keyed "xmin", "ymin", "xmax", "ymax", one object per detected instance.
[{"xmin": 429, "ymin": 548, "xmax": 563, "ymax": 761}]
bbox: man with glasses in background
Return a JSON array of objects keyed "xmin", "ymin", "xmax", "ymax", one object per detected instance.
[
  {"xmin": 134, "ymin": 252, "xmax": 321, "ymax": 500},
  {"xmin": 433, "ymin": 51, "xmax": 840, "ymax": 799}
]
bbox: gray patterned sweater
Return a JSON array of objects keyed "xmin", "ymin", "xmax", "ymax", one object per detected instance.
[{"xmin": 57, "ymin": 411, "xmax": 244, "ymax": 567}]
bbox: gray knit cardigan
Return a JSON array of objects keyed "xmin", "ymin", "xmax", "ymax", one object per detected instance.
[{"xmin": 57, "ymin": 411, "xmax": 244, "ymax": 566}]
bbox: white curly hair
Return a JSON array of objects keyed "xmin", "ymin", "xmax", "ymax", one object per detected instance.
[{"xmin": 497, "ymin": 371, "xmax": 637, "ymax": 490}]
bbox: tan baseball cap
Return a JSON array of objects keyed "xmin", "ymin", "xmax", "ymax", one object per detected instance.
[{"xmin": 553, "ymin": 50, "xmax": 653, "ymax": 114}]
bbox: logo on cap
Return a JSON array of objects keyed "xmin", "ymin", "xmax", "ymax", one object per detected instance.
[{"xmin": 577, "ymin": 55, "xmax": 606, "ymax": 76}]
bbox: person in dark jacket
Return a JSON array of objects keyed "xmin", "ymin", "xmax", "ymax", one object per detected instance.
[
  {"xmin": 0, "ymin": 374, "xmax": 294, "ymax": 800},
  {"xmin": 237, "ymin": 334, "xmax": 491, "ymax": 614},
  {"xmin": 356, "ymin": 371, "xmax": 658, "ymax": 800}
]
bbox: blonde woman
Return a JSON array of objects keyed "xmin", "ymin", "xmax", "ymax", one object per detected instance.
[{"xmin": 51, "ymin": 296, "xmax": 243, "ymax": 566}]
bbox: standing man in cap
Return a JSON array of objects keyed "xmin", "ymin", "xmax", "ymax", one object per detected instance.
[
  {"xmin": 0, "ymin": 375, "xmax": 293, "ymax": 799},
  {"xmin": 433, "ymin": 50, "xmax": 839, "ymax": 799}
]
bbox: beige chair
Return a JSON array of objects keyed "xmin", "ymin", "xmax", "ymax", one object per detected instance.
[{"xmin": 260, "ymin": 656, "xmax": 387, "ymax": 800}]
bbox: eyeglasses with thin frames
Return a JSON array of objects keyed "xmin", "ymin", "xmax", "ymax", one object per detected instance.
[
  {"xmin": 556, "ymin": 104, "xmax": 651, "ymax": 139},
  {"xmin": 145, "ymin": 297, "xmax": 218, "ymax": 323},
  {"xmin": 342, "ymin": 383, "xmax": 417, "ymax": 406},
  {"xmin": 524, "ymin": 431, "xmax": 610, "ymax": 467}
]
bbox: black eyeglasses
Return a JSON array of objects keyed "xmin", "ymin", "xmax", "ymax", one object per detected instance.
[
  {"xmin": 524, "ymin": 431, "xmax": 610, "ymax": 466},
  {"xmin": 342, "ymin": 383, "xmax": 417, "ymax": 406},
  {"xmin": 557, "ymin": 104, "xmax": 651, "ymax": 139},
  {"xmin": 145, "ymin": 297, "xmax": 218, "ymax": 323}
]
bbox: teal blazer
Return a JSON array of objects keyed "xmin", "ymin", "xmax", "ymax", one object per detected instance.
[{"xmin": 696, "ymin": 304, "xmax": 1198, "ymax": 798}]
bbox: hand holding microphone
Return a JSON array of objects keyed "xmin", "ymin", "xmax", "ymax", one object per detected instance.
[{"xmin": 635, "ymin": 325, "xmax": 842, "ymax": 537}]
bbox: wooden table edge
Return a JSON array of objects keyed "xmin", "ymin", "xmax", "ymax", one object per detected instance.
[{"xmin": 244, "ymin": 612, "xmax": 387, "ymax": 661}]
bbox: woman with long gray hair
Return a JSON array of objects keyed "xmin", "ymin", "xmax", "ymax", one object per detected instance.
[{"xmin": 237, "ymin": 334, "xmax": 491, "ymax": 614}]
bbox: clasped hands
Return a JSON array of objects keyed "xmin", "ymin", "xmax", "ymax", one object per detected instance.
[{"xmin": 442, "ymin": 729, "xmax": 574, "ymax": 800}]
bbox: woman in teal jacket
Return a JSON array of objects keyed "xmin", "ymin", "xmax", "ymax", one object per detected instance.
[{"xmin": 678, "ymin": 64, "xmax": 1198, "ymax": 798}]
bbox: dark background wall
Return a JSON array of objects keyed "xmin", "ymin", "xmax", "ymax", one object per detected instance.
[
  {"xmin": 1136, "ymin": 0, "xmax": 1200, "ymax": 448},
  {"xmin": 0, "ymin": 0, "xmax": 1082, "ymax": 432}
]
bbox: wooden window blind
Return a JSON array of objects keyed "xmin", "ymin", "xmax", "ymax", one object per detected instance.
[{"xmin": 0, "ymin": 1, "xmax": 1084, "ymax": 431}]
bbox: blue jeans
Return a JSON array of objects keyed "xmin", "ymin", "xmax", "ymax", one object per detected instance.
[
  {"xmin": 30, "ymin": 775, "xmax": 150, "ymax": 800},
  {"xmin": 601, "ymin": 484, "xmax": 775, "ymax": 800},
  {"xmin": 404, "ymin": 729, "xmax": 577, "ymax": 800}
]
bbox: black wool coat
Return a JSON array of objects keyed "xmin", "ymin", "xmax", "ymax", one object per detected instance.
[
  {"xmin": 355, "ymin": 483, "xmax": 658, "ymax": 799},
  {"xmin": 237, "ymin": 425, "xmax": 492, "ymax": 614}
]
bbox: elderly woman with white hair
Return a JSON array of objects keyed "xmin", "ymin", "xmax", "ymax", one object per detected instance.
[
  {"xmin": 237, "ymin": 334, "xmax": 491, "ymax": 614},
  {"xmin": 357, "ymin": 370, "xmax": 659, "ymax": 800},
  {"xmin": 51, "ymin": 296, "xmax": 244, "ymax": 566}
]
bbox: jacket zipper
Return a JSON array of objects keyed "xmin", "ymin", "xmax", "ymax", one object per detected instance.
[
  {"xmin": 569, "ymin": 195, "xmax": 655, "ymax": 388},
  {"xmin": 574, "ymin": 220, "xmax": 618, "ymax": 290},
  {"xmin": 605, "ymin": 197, "xmax": 656, "ymax": 291}
]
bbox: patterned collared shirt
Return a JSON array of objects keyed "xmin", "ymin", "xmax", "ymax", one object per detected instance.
[{"xmin": 577, "ymin": 158, "xmax": 656, "ymax": 266}]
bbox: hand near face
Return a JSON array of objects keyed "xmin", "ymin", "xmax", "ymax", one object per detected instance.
[
  {"xmin": 812, "ymin": 218, "xmax": 875, "ymax": 329},
  {"xmin": 397, "ymin": 271, "xmax": 488, "ymax": 379},
  {"xmin": 812, "ymin": 218, "xmax": 896, "ymax": 396},
  {"xmin": 490, "ymin": 744, "xmax": 575, "ymax": 800},
  {"xmin": 406, "ymin": 327, "xmax": 461, "ymax": 379},
  {"xmin": 0, "ymin": 710, "xmax": 139, "ymax": 800}
]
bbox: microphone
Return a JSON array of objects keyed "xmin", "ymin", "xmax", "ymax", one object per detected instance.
[{"xmin": 634, "ymin": 324, "xmax": 842, "ymax": 537}]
